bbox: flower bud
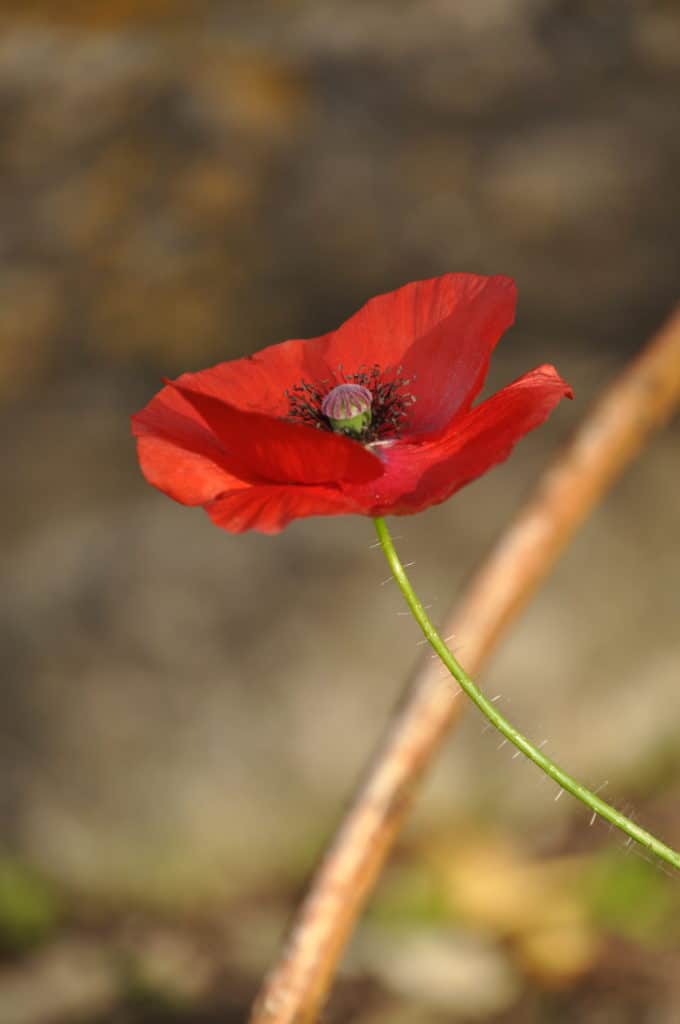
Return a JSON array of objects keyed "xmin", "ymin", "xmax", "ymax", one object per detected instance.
[{"xmin": 321, "ymin": 384, "xmax": 373, "ymax": 438}]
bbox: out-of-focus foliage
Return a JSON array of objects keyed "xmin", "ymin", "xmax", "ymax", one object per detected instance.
[
  {"xmin": 0, "ymin": 858, "xmax": 61, "ymax": 954},
  {"xmin": 585, "ymin": 851, "xmax": 677, "ymax": 944}
]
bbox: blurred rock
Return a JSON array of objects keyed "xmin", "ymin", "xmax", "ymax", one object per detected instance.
[
  {"xmin": 0, "ymin": 939, "xmax": 117, "ymax": 1024},
  {"xmin": 0, "ymin": 0, "xmax": 677, "ymax": 392},
  {"xmin": 121, "ymin": 923, "xmax": 220, "ymax": 1004},
  {"xmin": 1, "ymin": 0, "xmax": 205, "ymax": 29},
  {"xmin": 0, "ymin": 269, "xmax": 62, "ymax": 396},
  {"xmin": 188, "ymin": 50, "xmax": 310, "ymax": 138},
  {"xmin": 356, "ymin": 927, "xmax": 519, "ymax": 1016}
]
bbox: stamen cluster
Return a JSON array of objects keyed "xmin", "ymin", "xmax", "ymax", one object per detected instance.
[{"xmin": 286, "ymin": 364, "xmax": 416, "ymax": 442}]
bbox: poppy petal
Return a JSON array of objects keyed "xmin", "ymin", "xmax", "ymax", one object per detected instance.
[
  {"xmin": 134, "ymin": 434, "xmax": 249, "ymax": 506},
  {"xmin": 398, "ymin": 275, "xmax": 517, "ymax": 436},
  {"xmin": 318, "ymin": 273, "xmax": 512, "ymax": 383},
  {"xmin": 206, "ymin": 483, "xmax": 358, "ymax": 534},
  {"xmin": 168, "ymin": 382, "xmax": 383, "ymax": 486},
  {"xmin": 169, "ymin": 339, "xmax": 332, "ymax": 418},
  {"xmin": 343, "ymin": 365, "xmax": 572, "ymax": 516},
  {"xmin": 132, "ymin": 384, "xmax": 249, "ymax": 505}
]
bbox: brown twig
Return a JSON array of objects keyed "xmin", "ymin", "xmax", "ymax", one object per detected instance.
[{"xmin": 249, "ymin": 306, "xmax": 680, "ymax": 1024}]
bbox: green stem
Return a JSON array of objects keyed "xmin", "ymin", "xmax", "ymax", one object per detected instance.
[{"xmin": 373, "ymin": 516, "xmax": 680, "ymax": 871}]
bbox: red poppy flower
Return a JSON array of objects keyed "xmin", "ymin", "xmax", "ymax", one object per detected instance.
[{"xmin": 131, "ymin": 273, "xmax": 572, "ymax": 533}]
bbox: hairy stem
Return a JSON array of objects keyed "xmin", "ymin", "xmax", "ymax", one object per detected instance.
[{"xmin": 374, "ymin": 515, "xmax": 680, "ymax": 870}]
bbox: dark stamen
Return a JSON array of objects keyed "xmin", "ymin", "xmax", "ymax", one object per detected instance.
[{"xmin": 286, "ymin": 363, "xmax": 416, "ymax": 440}]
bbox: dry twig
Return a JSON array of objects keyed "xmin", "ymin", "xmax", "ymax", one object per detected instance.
[{"xmin": 250, "ymin": 307, "xmax": 680, "ymax": 1024}]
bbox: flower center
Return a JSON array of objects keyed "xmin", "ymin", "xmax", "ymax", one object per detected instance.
[
  {"xmin": 286, "ymin": 364, "xmax": 417, "ymax": 442},
  {"xmin": 321, "ymin": 384, "xmax": 373, "ymax": 438}
]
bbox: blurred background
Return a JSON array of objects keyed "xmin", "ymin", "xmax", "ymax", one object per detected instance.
[{"xmin": 1, "ymin": 2, "xmax": 680, "ymax": 1021}]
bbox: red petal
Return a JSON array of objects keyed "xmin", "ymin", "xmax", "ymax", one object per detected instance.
[
  {"xmin": 206, "ymin": 483, "xmax": 358, "ymax": 534},
  {"xmin": 398, "ymin": 274, "xmax": 517, "ymax": 436},
  {"xmin": 132, "ymin": 383, "xmax": 248, "ymax": 505},
  {"xmin": 312, "ymin": 273, "xmax": 515, "ymax": 437},
  {"xmin": 342, "ymin": 366, "xmax": 573, "ymax": 516},
  {"xmin": 168, "ymin": 382, "xmax": 382, "ymax": 486},
  {"xmin": 170, "ymin": 339, "xmax": 331, "ymax": 418},
  {"xmin": 315, "ymin": 273, "xmax": 508, "ymax": 376},
  {"xmin": 134, "ymin": 435, "xmax": 249, "ymax": 505}
]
